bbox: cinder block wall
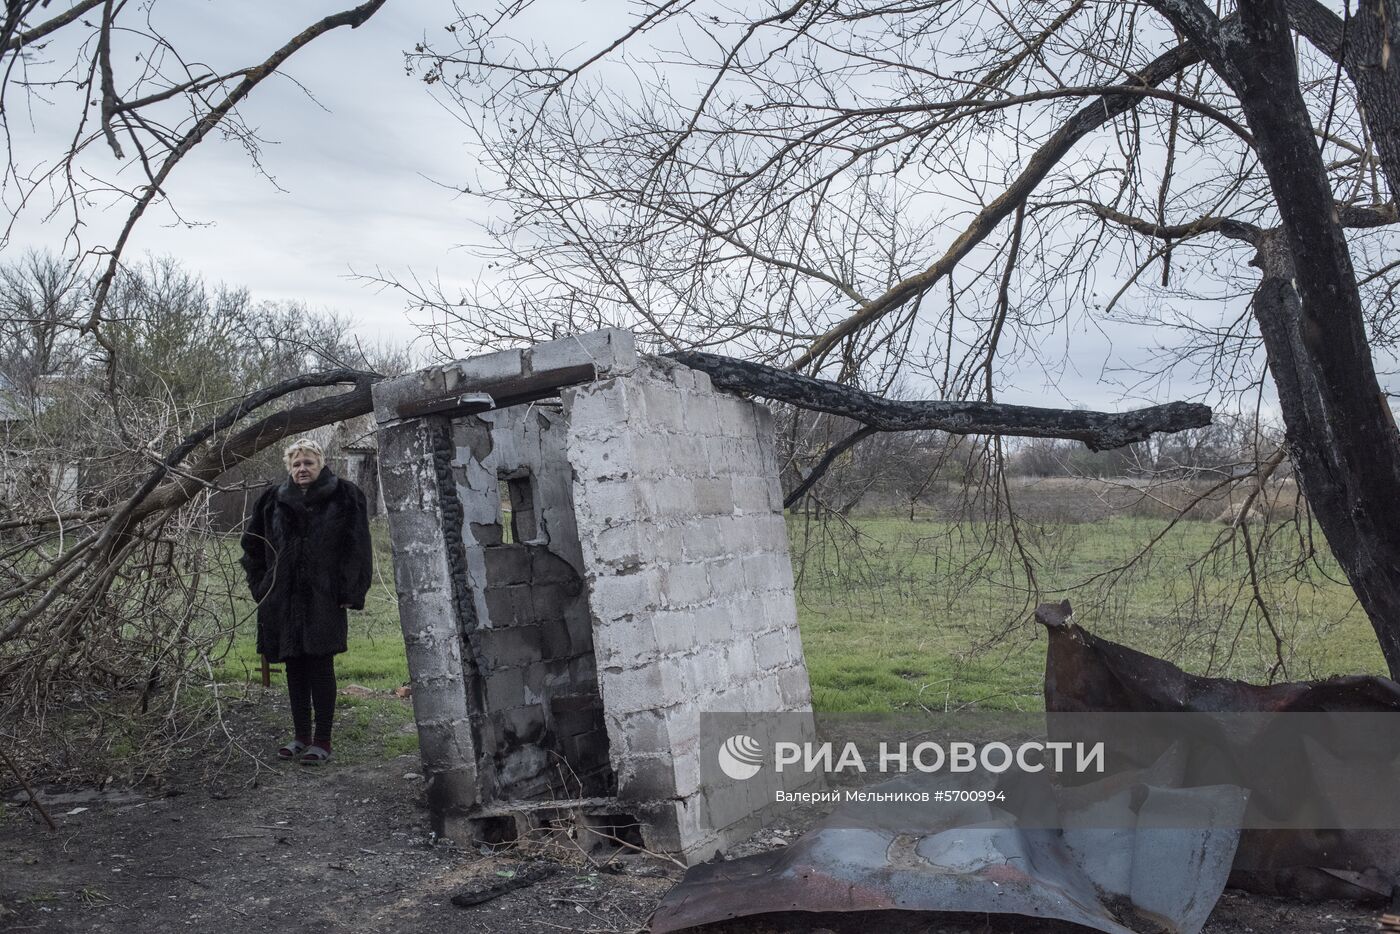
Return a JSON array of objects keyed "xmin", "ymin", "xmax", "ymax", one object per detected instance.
[
  {"xmin": 377, "ymin": 331, "xmax": 815, "ymax": 861},
  {"xmin": 564, "ymin": 357, "xmax": 816, "ymax": 861},
  {"xmin": 450, "ymin": 405, "xmax": 612, "ymax": 802}
]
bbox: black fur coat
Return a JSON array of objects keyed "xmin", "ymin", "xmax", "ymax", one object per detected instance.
[{"xmin": 239, "ymin": 467, "xmax": 373, "ymax": 661}]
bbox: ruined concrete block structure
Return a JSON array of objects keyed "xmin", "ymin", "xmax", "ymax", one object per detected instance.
[{"xmin": 371, "ymin": 329, "xmax": 815, "ymax": 863}]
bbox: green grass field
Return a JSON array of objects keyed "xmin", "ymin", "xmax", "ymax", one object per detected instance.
[
  {"xmin": 791, "ymin": 513, "xmax": 1380, "ymax": 711},
  {"xmin": 217, "ymin": 512, "xmax": 1386, "ymax": 720}
]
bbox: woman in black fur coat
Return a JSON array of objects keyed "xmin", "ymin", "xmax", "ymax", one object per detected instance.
[{"xmin": 240, "ymin": 437, "xmax": 373, "ymax": 765}]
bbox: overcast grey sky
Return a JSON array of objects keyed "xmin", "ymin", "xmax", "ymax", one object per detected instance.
[{"xmin": 9, "ymin": 0, "xmax": 486, "ymax": 347}]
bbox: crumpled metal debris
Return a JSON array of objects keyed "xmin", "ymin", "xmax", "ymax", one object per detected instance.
[
  {"xmin": 652, "ymin": 766, "xmax": 1246, "ymax": 934},
  {"xmin": 1037, "ymin": 599, "xmax": 1400, "ymax": 904},
  {"xmin": 652, "ymin": 601, "xmax": 1400, "ymax": 933}
]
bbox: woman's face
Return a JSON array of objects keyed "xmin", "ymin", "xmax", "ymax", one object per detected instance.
[{"xmin": 289, "ymin": 452, "xmax": 323, "ymax": 488}]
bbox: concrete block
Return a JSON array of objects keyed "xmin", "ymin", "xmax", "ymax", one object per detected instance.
[
  {"xmin": 748, "ymin": 677, "xmax": 783, "ymax": 711},
  {"xmin": 686, "ymin": 516, "xmax": 735, "ymax": 560},
  {"xmin": 657, "ymin": 653, "xmax": 691, "ymax": 701},
  {"xmin": 778, "ymin": 664, "xmax": 813, "ymax": 708},
  {"xmin": 732, "ymin": 476, "xmax": 771, "ymax": 515},
  {"xmin": 528, "ymin": 547, "xmax": 579, "ymax": 585},
  {"xmin": 665, "ymin": 434, "xmax": 711, "ymax": 474},
  {"xmin": 754, "ymin": 513, "xmax": 790, "ymax": 551},
  {"xmin": 476, "ymin": 625, "xmax": 544, "ymax": 671},
  {"xmin": 483, "ymin": 546, "xmax": 532, "ymax": 586},
  {"xmin": 631, "ymin": 437, "xmax": 677, "ymax": 480},
  {"xmin": 568, "ymin": 655, "xmax": 600, "ymax": 691},
  {"xmin": 398, "ymin": 638, "xmax": 463, "ymax": 683},
  {"xmin": 680, "ymin": 391, "xmax": 719, "ymax": 435},
  {"xmin": 672, "ymin": 747, "xmax": 703, "ymax": 798},
  {"xmin": 496, "ymin": 703, "xmax": 548, "ymax": 746},
  {"xmin": 588, "ymin": 570, "xmax": 660, "ymax": 620},
  {"xmin": 570, "ymin": 434, "xmax": 637, "ymax": 482},
  {"xmin": 562, "ymin": 378, "xmax": 632, "ymax": 438},
  {"xmin": 449, "ymin": 348, "xmax": 526, "ymax": 388},
  {"xmin": 525, "ymin": 328, "xmax": 637, "ymax": 378},
  {"xmin": 660, "ymin": 562, "xmax": 711, "ymax": 607},
  {"xmin": 660, "ymin": 358, "xmax": 694, "ymax": 386},
  {"xmin": 713, "ymin": 395, "xmax": 753, "ymax": 437},
  {"xmin": 497, "ymin": 744, "xmax": 550, "ymax": 790},
  {"xmin": 566, "ymin": 609, "xmax": 595, "ymax": 656},
  {"xmin": 483, "ymin": 586, "xmax": 516, "ymax": 626},
  {"xmin": 593, "ymin": 613, "xmax": 659, "ymax": 668},
  {"xmin": 680, "ymin": 646, "xmax": 724, "ymax": 697},
  {"xmin": 601, "ymin": 663, "xmax": 667, "ymax": 714},
  {"xmin": 484, "ymin": 667, "xmax": 527, "ymax": 711},
  {"xmin": 769, "ymin": 550, "xmax": 796, "ymax": 589},
  {"xmin": 619, "ymin": 753, "xmax": 677, "ymax": 800},
  {"xmin": 588, "ymin": 521, "xmax": 642, "ymax": 563},
  {"xmin": 533, "ymin": 580, "xmax": 583, "ymax": 617},
  {"xmin": 663, "ymin": 706, "xmax": 701, "ymax": 752},
  {"xmin": 751, "ymin": 400, "xmax": 775, "ymax": 437},
  {"xmin": 551, "ymin": 706, "xmax": 603, "ymax": 742},
  {"xmin": 618, "ymin": 707, "xmax": 672, "ymax": 756},
  {"xmin": 641, "ymin": 380, "xmax": 684, "ymax": 431},
  {"xmin": 694, "ymin": 604, "xmax": 733, "ymax": 645},
  {"xmin": 521, "ymin": 659, "xmax": 561, "ymax": 703},
  {"xmin": 370, "ymin": 372, "xmax": 431, "ymax": 424},
  {"xmin": 692, "ymin": 477, "xmax": 733, "ymax": 515},
  {"xmin": 652, "ymin": 609, "xmax": 698, "ymax": 655},
  {"xmin": 766, "ymin": 476, "xmax": 785, "ymax": 513},
  {"xmin": 724, "ymin": 640, "xmax": 758, "ymax": 682},
  {"xmin": 575, "ymin": 478, "xmax": 646, "ymax": 527},
  {"xmin": 763, "ymin": 595, "xmax": 799, "ymax": 631},
  {"xmin": 755, "ymin": 628, "xmax": 790, "ymax": 671},
  {"xmin": 704, "ymin": 781, "xmax": 759, "ymax": 832},
  {"xmin": 704, "ymin": 557, "xmax": 747, "ymax": 597},
  {"xmin": 651, "ymin": 525, "xmax": 685, "ymax": 564},
  {"xmin": 649, "ymin": 475, "xmax": 694, "ymax": 518},
  {"xmin": 743, "ymin": 553, "xmax": 791, "ymax": 593},
  {"xmin": 539, "ymin": 618, "xmax": 573, "ymax": 659},
  {"xmin": 637, "ymin": 802, "xmax": 686, "ymax": 855},
  {"xmin": 390, "ymin": 550, "xmax": 451, "ymax": 596}
]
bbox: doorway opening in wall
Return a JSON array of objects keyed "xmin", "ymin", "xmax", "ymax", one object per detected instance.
[{"xmin": 497, "ymin": 469, "xmax": 537, "ymax": 544}]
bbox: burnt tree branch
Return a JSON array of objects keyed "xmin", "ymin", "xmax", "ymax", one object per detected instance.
[{"xmin": 670, "ymin": 351, "xmax": 1212, "ymax": 452}]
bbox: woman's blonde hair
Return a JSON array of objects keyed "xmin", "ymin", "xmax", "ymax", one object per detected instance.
[{"xmin": 283, "ymin": 437, "xmax": 325, "ymax": 468}]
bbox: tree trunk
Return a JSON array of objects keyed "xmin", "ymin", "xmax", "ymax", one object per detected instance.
[
  {"xmin": 1152, "ymin": 0, "xmax": 1400, "ymax": 677},
  {"xmin": 1251, "ymin": 233, "xmax": 1400, "ymax": 677}
]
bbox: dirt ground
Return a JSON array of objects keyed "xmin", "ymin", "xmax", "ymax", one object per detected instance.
[{"xmin": 0, "ymin": 694, "xmax": 1389, "ymax": 934}]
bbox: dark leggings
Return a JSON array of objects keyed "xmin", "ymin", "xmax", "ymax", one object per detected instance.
[{"xmin": 285, "ymin": 654, "xmax": 337, "ymax": 744}]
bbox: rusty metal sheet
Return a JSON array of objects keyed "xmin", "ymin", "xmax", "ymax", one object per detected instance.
[
  {"xmin": 1036, "ymin": 599, "xmax": 1400, "ymax": 714},
  {"xmin": 651, "ymin": 771, "xmax": 1244, "ymax": 934},
  {"xmin": 1036, "ymin": 599, "xmax": 1400, "ymax": 904}
]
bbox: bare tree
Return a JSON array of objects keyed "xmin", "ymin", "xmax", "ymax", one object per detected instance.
[
  {"xmin": 407, "ymin": 0, "xmax": 1400, "ymax": 677},
  {"xmin": 1, "ymin": 0, "xmax": 388, "ymax": 331},
  {"xmin": 0, "ymin": 253, "xmax": 395, "ymax": 776}
]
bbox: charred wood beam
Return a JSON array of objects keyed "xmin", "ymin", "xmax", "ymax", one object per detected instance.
[
  {"xmin": 670, "ymin": 351, "xmax": 1212, "ymax": 452},
  {"xmin": 395, "ymin": 364, "xmax": 596, "ymax": 420},
  {"xmin": 134, "ymin": 378, "xmax": 377, "ymax": 517}
]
